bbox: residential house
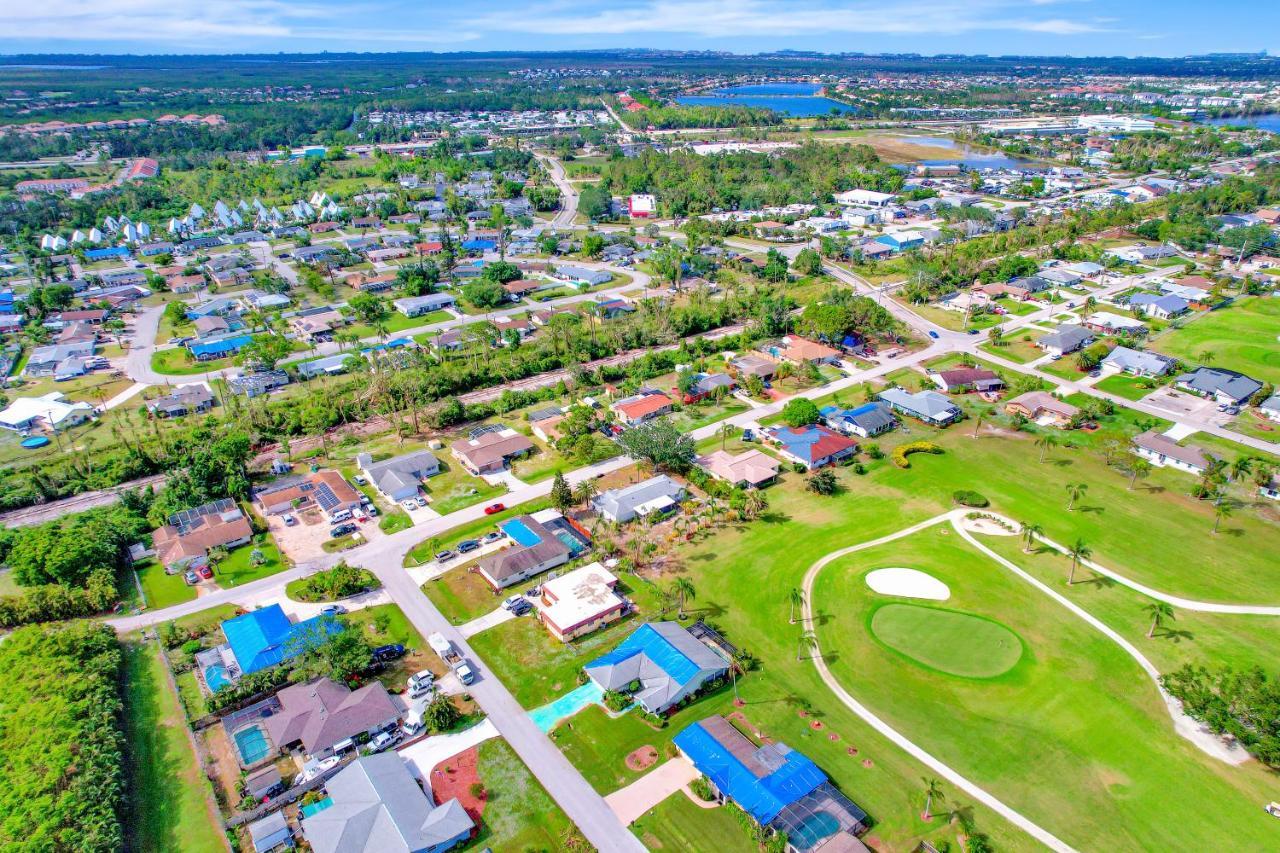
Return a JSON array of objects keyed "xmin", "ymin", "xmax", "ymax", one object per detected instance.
[
  {"xmin": 147, "ymin": 384, "xmax": 215, "ymax": 418},
  {"xmin": 1004, "ymin": 391, "xmax": 1079, "ymax": 428},
  {"xmin": 528, "ymin": 407, "xmax": 567, "ymax": 443},
  {"xmin": 151, "ymin": 498, "xmax": 252, "ymax": 572},
  {"xmin": 820, "ymin": 402, "xmax": 896, "ymax": 438},
  {"xmin": 1100, "ymin": 346, "xmax": 1173, "ymax": 377},
  {"xmin": 189, "ymin": 334, "xmax": 253, "ymax": 361},
  {"xmin": 0, "ymin": 392, "xmax": 93, "ymax": 432},
  {"xmin": 253, "ymin": 470, "xmax": 362, "ymax": 518},
  {"xmin": 584, "ymin": 622, "xmax": 730, "ymax": 714},
  {"xmin": 1127, "ymin": 293, "xmax": 1189, "ymax": 320},
  {"xmin": 1258, "ymin": 395, "xmax": 1280, "ymax": 424},
  {"xmin": 356, "ymin": 450, "xmax": 440, "ymax": 502},
  {"xmin": 297, "ymin": 353, "xmax": 357, "ymax": 380},
  {"xmin": 392, "ymin": 293, "xmax": 456, "ymax": 317},
  {"xmin": 1132, "ymin": 430, "xmax": 1215, "ymax": 475},
  {"xmin": 24, "ymin": 341, "xmax": 95, "ymax": 377},
  {"xmin": 933, "ymin": 367, "xmax": 1004, "ymax": 393},
  {"xmin": 878, "ymin": 388, "xmax": 962, "ymax": 425},
  {"xmin": 265, "ymin": 678, "xmax": 400, "ymax": 760},
  {"xmin": 612, "ymin": 390, "xmax": 674, "ymax": 426},
  {"xmin": 696, "ymin": 449, "xmax": 781, "ymax": 489},
  {"xmin": 228, "ymin": 370, "xmax": 291, "ymax": 398},
  {"xmin": 290, "ymin": 308, "xmax": 345, "ymax": 342},
  {"xmin": 765, "ymin": 424, "xmax": 858, "ymax": 470},
  {"xmin": 729, "ymin": 354, "xmax": 776, "ymax": 381},
  {"xmin": 537, "ymin": 562, "xmax": 628, "ymax": 642},
  {"xmin": 476, "ymin": 510, "xmax": 588, "ymax": 589},
  {"xmin": 593, "ymin": 475, "xmax": 686, "ymax": 524},
  {"xmin": 682, "ymin": 372, "xmax": 736, "ymax": 403},
  {"xmin": 834, "ymin": 189, "xmax": 896, "ymax": 208},
  {"xmin": 220, "ymin": 604, "xmax": 343, "ymax": 676},
  {"xmin": 1175, "ymin": 367, "xmax": 1263, "ymax": 405},
  {"xmin": 451, "ymin": 428, "xmax": 534, "ymax": 475},
  {"xmin": 553, "ymin": 266, "xmax": 613, "ymax": 287},
  {"xmin": 300, "ymin": 753, "xmax": 473, "ymax": 853},
  {"xmin": 1105, "ymin": 244, "xmax": 1178, "ymax": 263},
  {"xmin": 1036, "ymin": 324, "xmax": 1094, "ymax": 357},
  {"xmin": 674, "ymin": 716, "xmax": 868, "ymax": 849},
  {"xmin": 246, "ymin": 811, "xmax": 292, "ymax": 853},
  {"xmin": 193, "ymin": 315, "xmax": 232, "ymax": 339},
  {"xmin": 1084, "ymin": 312, "xmax": 1148, "ymax": 336},
  {"xmin": 760, "ymin": 335, "xmax": 841, "ymax": 367}
]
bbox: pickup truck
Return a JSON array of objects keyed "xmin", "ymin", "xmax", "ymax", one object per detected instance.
[{"xmin": 428, "ymin": 632, "xmax": 475, "ymax": 685}]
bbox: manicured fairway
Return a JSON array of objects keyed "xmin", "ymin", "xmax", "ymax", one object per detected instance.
[
  {"xmin": 1150, "ymin": 296, "xmax": 1280, "ymax": 385},
  {"xmin": 870, "ymin": 603, "xmax": 1023, "ymax": 678},
  {"xmin": 814, "ymin": 530, "xmax": 1280, "ymax": 851}
]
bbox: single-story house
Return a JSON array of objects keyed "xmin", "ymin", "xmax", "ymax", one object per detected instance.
[
  {"xmin": 265, "ymin": 677, "xmax": 399, "ymax": 760},
  {"xmin": 683, "ymin": 372, "xmax": 736, "ymax": 403},
  {"xmin": 553, "ymin": 265, "xmax": 612, "ymax": 287},
  {"xmin": 246, "ymin": 811, "xmax": 293, "ymax": 853},
  {"xmin": 1175, "ymin": 367, "xmax": 1263, "ymax": 406},
  {"xmin": 1100, "ymin": 346, "xmax": 1173, "ymax": 378},
  {"xmin": 593, "ymin": 475, "xmax": 686, "ymax": 524},
  {"xmin": 820, "ymin": 402, "xmax": 896, "ymax": 438},
  {"xmin": 1127, "ymin": 293, "xmax": 1189, "ymax": 320},
  {"xmin": 392, "ymin": 293, "xmax": 456, "ymax": 317},
  {"xmin": 356, "ymin": 450, "xmax": 440, "ymax": 502},
  {"xmin": 1084, "ymin": 312, "xmax": 1148, "ymax": 336},
  {"xmin": 759, "ymin": 335, "xmax": 840, "ymax": 367},
  {"xmin": 585, "ymin": 622, "xmax": 730, "ymax": 714},
  {"xmin": 253, "ymin": 470, "xmax": 362, "ymax": 518},
  {"xmin": 696, "ymin": 449, "xmax": 781, "ymax": 489},
  {"xmin": 220, "ymin": 604, "xmax": 343, "ymax": 676},
  {"xmin": 476, "ymin": 510, "xmax": 586, "ymax": 589},
  {"xmin": 538, "ymin": 562, "xmax": 628, "ymax": 642},
  {"xmin": 147, "ymin": 384, "xmax": 214, "ymax": 418},
  {"xmin": 24, "ymin": 342, "xmax": 95, "ymax": 377},
  {"xmin": 297, "ymin": 353, "xmax": 356, "ymax": 379},
  {"xmin": 730, "ymin": 354, "xmax": 777, "ymax": 381},
  {"xmin": 0, "ymin": 392, "xmax": 93, "ymax": 432},
  {"xmin": 228, "ymin": 370, "xmax": 291, "ymax": 398},
  {"xmin": 765, "ymin": 424, "xmax": 858, "ymax": 470},
  {"xmin": 193, "ymin": 315, "xmax": 232, "ymax": 339},
  {"xmin": 1004, "ymin": 391, "xmax": 1079, "ymax": 428},
  {"xmin": 300, "ymin": 753, "xmax": 473, "ymax": 853},
  {"xmin": 1132, "ymin": 430, "xmax": 1215, "ymax": 475},
  {"xmin": 1105, "ymin": 244, "xmax": 1177, "ymax": 263},
  {"xmin": 1258, "ymin": 395, "xmax": 1280, "ymax": 424},
  {"xmin": 1036, "ymin": 324, "xmax": 1094, "ymax": 357},
  {"xmin": 612, "ymin": 390, "xmax": 674, "ymax": 426},
  {"xmin": 834, "ymin": 189, "xmax": 896, "ymax": 208},
  {"xmin": 189, "ymin": 334, "xmax": 253, "ymax": 361},
  {"xmin": 450, "ymin": 428, "xmax": 534, "ymax": 475},
  {"xmin": 933, "ymin": 367, "xmax": 1004, "ymax": 393},
  {"xmin": 878, "ymin": 388, "xmax": 962, "ymax": 425},
  {"xmin": 151, "ymin": 498, "xmax": 252, "ymax": 572}
]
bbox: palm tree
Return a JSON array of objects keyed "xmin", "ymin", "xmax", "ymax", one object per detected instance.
[
  {"xmin": 718, "ymin": 422, "xmax": 736, "ymax": 451},
  {"xmin": 972, "ymin": 406, "xmax": 991, "ymax": 438},
  {"xmin": 1197, "ymin": 349, "xmax": 1216, "ymax": 367},
  {"xmin": 796, "ymin": 630, "xmax": 818, "ymax": 661},
  {"xmin": 572, "ymin": 480, "xmax": 598, "ymax": 511},
  {"xmin": 1067, "ymin": 538, "xmax": 1092, "ymax": 585},
  {"xmin": 788, "ymin": 588, "xmax": 806, "ymax": 625},
  {"xmin": 1212, "ymin": 500, "xmax": 1233, "ymax": 534},
  {"xmin": 1064, "ymin": 481, "xmax": 1087, "ymax": 511},
  {"xmin": 922, "ymin": 777, "xmax": 945, "ymax": 822},
  {"xmin": 1230, "ymin": 456, "xmax": 1253, "ymax": 483},
  {"xmin": 1035, "ymin": 433, "xmax": 1056, "ymax": 463},
  {"xmin": 671, "ymin": 577, "xmax": 695, "ymax": 620},
  {"xmin": 1127, "ymin": 458, "xmax": 1152, "ymax": 490},
  {"xmin": 743, "ymin": 490, "xmax": 767, "ymax": 520},
  {"xmin": 1019, "ymin": 522, "xmax": 1043, "ymax": 554},
  {"xmin": 1144, "ymin": 601, "xmax": 1174, "ymax": 638}
]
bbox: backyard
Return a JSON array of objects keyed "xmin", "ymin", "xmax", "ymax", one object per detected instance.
[{"xmin": 1149, "ymin": 296, "xmax": 1280, "ymax": 386}]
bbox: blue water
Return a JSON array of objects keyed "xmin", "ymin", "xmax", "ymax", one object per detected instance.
[
  {"xmin": 204, "ymin": 663, "xmax": 230, "ymax": 692},
  {"xmin": 891, "ymin": 136, "xmax": 1036, "ymax": 170},
  {"xmin": 554, "ymin": 530, "xmax": 585, "ymax": 555},
  {"xmin": 233, "ymin": 725, "xmax": 273, "ymax": 764},
  {"xmin": 528, "ymin": 681, "xmax": 604, "ymax": 733},
  {"xmin": 677, "ymin": 83, "xmax": 855, "ymax": 117},
  {"xmin": 501, "ymin": 518, "xmax": 541, "ymax": 547},
  {"xmin": 789, "ymin": 810, "xmax": 842, "ymax": 849},
  {"xmin": 20, "ymin": 436, "xmax": 50, "ymax": 449},
  {"xmin": 300, "ymin": 797, "xmax": 333, "ymax": 818},
  {"xmin": 1205, "ymin": 113, "xmax": 1280, "ymax": 133}
]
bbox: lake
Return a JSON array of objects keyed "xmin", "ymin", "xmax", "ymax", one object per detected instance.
[
  {"xmin": 676, "ymin": 82, "xmax": 856, "ymax": 117},
  {"xmin": 1204, "ymin": 113, "xmax": 1280, "ymax": 133},
  {"xmin": 892, "ymin": 136, "xmax": 1036, "ymax": 170}
]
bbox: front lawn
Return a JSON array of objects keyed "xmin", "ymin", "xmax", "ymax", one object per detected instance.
[
  {"xmin": 122, "ymin": 641, "xmax": 225, "ymax": 853},
  {"xmin": 135, "ymin": 538, "xmax": 286, "ymax": 608},
  {"xmin": 631, "ymin": 790, "xmax": 756, "ymax": 853},
  {"xmin": 979, "ymin": 337, "xmax": 1042, "ymax": 365},
  {"xmin": 150, "ymin": 348, "xmax": 231, "ymax": 375},
  {"xmin": 1094, "ymin": 372, "xmax": 1163, "ymax": 401},
  {"xmin": 1149, "ymin": 297, "xmax": 1280, "ymax": 386},
  {"xmin": 425, "ymin": 459, "xmax": 507, "ymax": 515},
  {"xmin": 404, "ymin": 497, "xmax": 553, "ymax": 566},
  {"xmin": 347, "ymin": 309, "xmax": 450, "ymax": 340},
  {"xmin": 464, "ymin": 739, "xmax": 581, "ymax": 851},
  {"xmin": 422, "ymin": 565, "xmax": 504, "ymax": 624}
]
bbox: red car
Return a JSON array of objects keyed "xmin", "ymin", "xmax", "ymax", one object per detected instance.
[
  {"xmin": 197, "ymin": 564, "xmax": 214, "ymax": 580},
  {"xmin": 483, "ymin": 502, "xmax": 506, "ymax": 515}
]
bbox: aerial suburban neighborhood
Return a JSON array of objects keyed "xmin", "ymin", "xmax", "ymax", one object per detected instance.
[{"xmin": 1, "ymin": 18, "xmax": 1280, "ymax": 853}]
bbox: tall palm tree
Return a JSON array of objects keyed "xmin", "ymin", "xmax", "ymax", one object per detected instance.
[
  {"xmin": 743, "ymin": 490, "xmax": 767, "ymax": 520},
  {"xmin": 922, "ymin": 777, "xmax": 946, "ymax": 822},
  {"xmin": 572, "ymin": 480, "xmax": 598, "ymax": 511},
  {"xmin": 671, "ymin": 577, "xmax": 695, "ymax": 620},
  {"xmin": 1197, "ymin": 349, "xmax": 1216, "ymax": 367},
  {"xmin": 1143, "ymin": 601, "xmax": 1174, "ymax": 639},
  {"xmin": 1230, "ymin": 456, "xmax": 1253, "ymax": 483},
  {"xmin": 788, "ymin": 587, "xmax": 806, "ymax": 625},
  {"xmin": 718, "ymin": 422, "xmax": 736, "ymax": 451},
  {"xmin": 972, "ymin": 406, "xmax": 991, "ymax": 438},
  {"xmin": 1212, "ymin": 500, "xmax": 1233, "ymax": 534},
  {"xmin": 1067, "ymin": 538, "xmax": 1092, "ymax": 585},
  {"xmin": 796, "ymin": 630, "xmax": 818, "ymax": 661},
  {"xmin": 1064, "ymin": 481, "xmax": 1087, "ymax": 511},
  {"xmin": 1035, "ymin": 433, "xmax": 1056, "ymax": 463},
  {"xmin": 1019, "ymin": 522, "xmax": 1043, "ymax": 554},
  {"xmin": 1127, "ymin": 458, "xmax": 1152, "ymax": 490}
]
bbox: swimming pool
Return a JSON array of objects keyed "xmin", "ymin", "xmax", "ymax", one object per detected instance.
[
  {"xmin": 501, "ymin": 518, "xmax": 541, "ymax": 547},
  {"xmin": 788, "ymin": 810, "xmax": 841, "ymax": 849},
  {"xmin": 528, "ymin": 681, "xmax": 604, "ymax": 733},
  {"xmin": 203, "ymin": 663, "xmax": 230, "ymax": 692},
  {"xmin": 233, "ymin": 725, "xmax": 273, "ymax": 765},
  {"xmin": 554, "ymin": 530, "xmax": 586, "ymax": 555},
  {"xmin": 300, "ymin": 797, "xmax": 333, "ymax": 818}
]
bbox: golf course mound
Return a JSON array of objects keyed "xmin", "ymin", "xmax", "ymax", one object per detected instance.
[
  {"xmin": 870, "ymin": 603, "xmax": 1023, "ymax": 678},
  {"xmin": 865, "ymin": 568, "xmax": 950, "ymax": 601}
]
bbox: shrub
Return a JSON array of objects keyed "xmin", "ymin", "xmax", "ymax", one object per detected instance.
[
  {"xmin": 689, "ymin": 775, "xmax": 715, "ymax": 801},
  {"xmin": 469, "ymin": 782, "xmax": 487, "ymax": 800},
  {"xmin": 865, "ymin": 443, "xmax": 884, "ymax": 460},
  {"xmin": 952, "ymin": 490, "xmax": 989, "ymax": 507},
  {"xmin": 603, "ymin": 689, "xmax": 633, "ymax": 713},
  {"xmin": 891, "ymin": 441, "xmax": 944, "ymax": 469},
  {"xmin": 294, "ymin": 562, "xmax": 380, "ymax": 602}
]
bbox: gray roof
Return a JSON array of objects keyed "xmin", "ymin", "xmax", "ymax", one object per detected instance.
[
  {"xmin": 1133, "ymin": 430, "xmax": 1214, "ymax": 470},
  {"xmin": 248, "ymin": 811, "xmax": 292, "ymax": 852},
  {"xmin": 298, "ymin": 353, "xmax": 356, "ymax": 377},
  {"xmin": 302, "ymin": 753, "xmax": 473, "ymax": 853},
  {"xmin": 1037, "ymin": 323, "xmax": 1093, "ymax": 352},
  {"xmin": 1260, "ymin": 395, "xmax": 1280, "ymax": 414},
  {"xmin": 1128, "ymin": 293, "xmax": 1188, "ymax": 314},
  {"xmin": 693, "ymin": 373, "xmax": 735, "ymax": 394},
  {"xmin": 592, "ymin": 475, "xmax": 685, "ymax": 521},
  {"xmin": 826, "ymin": 402, "xmax": 896, "ymax": 434},
  {"xmin": 1176, "ymin": 367, "xmax": 1263, "ymax": 403},
  {"xmin": 477, "ymin": 515, "xmax": 570, "ymax": 582},
  {"xmin": 878, "ymin": 388, "xmax": 960, "ymax": 420},
  {"xmin": 1101, "ymin": 346, "xmax": 1172, "ymax": 376},
  {"xmin": 357, "ymin": 450, "xmax": 439, "ymax": 495},
  {"xmin": 265, "ymin": 678, "xmax": 398, "ymax": 755}
]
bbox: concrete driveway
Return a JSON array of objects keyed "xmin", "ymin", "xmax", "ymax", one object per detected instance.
[
  {"xmin": 1140, "ymin": 387, "xmax": 1232, "ymax": 427},
  {"xmin": 604, "ymin": 757, "xmax": 700, "ymax": 825},
  {"xmin": 400, "ymin": 718, "xmax": 500, "ymax": 784}
]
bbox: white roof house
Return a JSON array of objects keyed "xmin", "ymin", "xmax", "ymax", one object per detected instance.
[
  {"xmin": 834, "ymin": 189, "xmax": 896, "ymax": 208},
  {"xmin": 0, "ymin": 392, "xmax": 94, "ymax": 432},
  {"xmin": 537, "ymin": 562, "xmax": 627, "ymax": 642}
]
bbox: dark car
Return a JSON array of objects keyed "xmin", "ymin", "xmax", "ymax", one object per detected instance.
[
  {"xmin": 330, "ymin": 523, "xmax": 357, "ymax": 538},
  {"xmin": 372, "ymin": 644, "xmax": 406, "ymax": 662},
  {"xmin": 967, "ymin": 328, "xmax": 979, "ymax": 335},
  {"xmin": 509, "ymin": 599, "xmax": 533, "ymax": 616},
  {"xmin": 928, "ymin": 330, "xmax": 940, "ymax": 339},
  {"xmin": 457, "ymin": 539, "xmax": 480, "ymax": 554}
]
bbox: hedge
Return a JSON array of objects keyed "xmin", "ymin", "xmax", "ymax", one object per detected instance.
[{"xmin": 891, "ymin": 441, "xmax": 944, "ymax": 469}]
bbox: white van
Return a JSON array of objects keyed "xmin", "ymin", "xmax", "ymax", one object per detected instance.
[{"xmin": 329, "ymin": 508, "xmax": 353, "ymax": 524}]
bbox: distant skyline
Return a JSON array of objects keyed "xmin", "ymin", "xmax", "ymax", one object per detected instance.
[{"xmin": 1, "ymin": 1, "xmax": 1278, "ymax": 59}]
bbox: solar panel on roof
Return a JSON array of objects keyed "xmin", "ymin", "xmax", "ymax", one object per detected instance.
[
  {"xmin": 469, "ymin": 423, "xmax": 507, "ymax": 439},
  {"xmin": 314, "ymin": 483, "xmax": 340, "ymax": 511}
]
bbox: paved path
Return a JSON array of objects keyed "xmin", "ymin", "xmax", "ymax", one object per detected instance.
[
  {"xmin": 536, "ymin": 151, "xmax": 579, "ymax": 228},
  {"xmin": 604, "ymin": 756, "xmax": 699, "ymax": 826},
  {"xmin": 458, "ymin": 605, "xmax": 517, "ymax": 638}
]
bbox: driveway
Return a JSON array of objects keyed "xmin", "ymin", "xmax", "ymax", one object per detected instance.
[
  {"xmin": 399, "ymin": 718, "xmax": 500, "ymax": 785},
  {"xmin": 604, "ymin": 757, "xmax": 700, "ymax": 825},
  {"xmin": 458, "ymin": 605, "xmax": 518, "ymax": 638},
  {"xmin": 1140, "ymin": 387, "xmax": 1231, "ymax": 426}
]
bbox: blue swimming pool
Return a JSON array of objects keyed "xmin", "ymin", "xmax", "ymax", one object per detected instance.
[
  {"xmin": 554, "ymin": 530, "xmax": 585, "ymax": 555},
  {"xmin": 233, "ymin": 725, "xmax": 273, "ymax": 765},
  {"xmin": 300, "ymin": 797, "xmax": 333, "ymax": 818},
  {"xmin": 528, "ymin": 681, "xmax": 604, "ymax": 733},
  {"xmin": 788, "ymin": 810, "xmax": 842, "ymax": 849},
  {"xmin": 203, "ymin": 663, "xmax": 230, "ymax": 692},
  {"xmin": 501, "ymin": 518, "xmax": 541, "ymax": 547}
]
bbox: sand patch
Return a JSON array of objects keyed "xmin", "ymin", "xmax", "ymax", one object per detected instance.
[{"xmin": 865, "ymin": 568, "xmax": 951, "ymax": 601}]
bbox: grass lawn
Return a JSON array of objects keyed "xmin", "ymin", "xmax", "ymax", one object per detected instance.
[
  {"xmin": 404, "ymin": 497, "xmax": 553, "ymax": 566},
  {"xmin": 135, "ymin": 538, "xmax": 286, "ymax": 608},
  {"xmin": 121, "ymin": 640, "xmax": 225, "ymax": 853},
  {"xmin": 1037, "ymin": 358, "xmax": 1091, "ymax": 382},
  {"xmin": 869, "ymin": 603, "xmax": 1023, "ymax": 678},
  {"xmin": 348, "ymin": 309, "xmax": 450, "ymax": 340},
  {"xmin": 1225, "ymin": 412, "xmax": 1280, "ymax": 445},
  {"xmin": 895, "ymin": 300, "xmax": 1002, "ymax": 333},
  {"xmin": 463, "ymin": 739, "xmax": 581, "ymax": 851},
  {"xmin": 631, "ymin": 791, "xmax": 756, "ymax": 853},
  {"xmin": 813, "ymin": 529, "xmax": 1280, "ymax": 851},
  {"xmin": 1149, "ymin": 297, "xmax": 1280, "ymax": 386},
  {"xmin": 509, "ymin": 442, "xmax": 568, "ymax": 484},
  {"xmin": 1093, "ymin": 372, "xmax": 1163, "ymax": 401},
  {"xmin": 426, "ymin": 459, "xmax": 507, "ymax": 515},
  {"xmin": 669, "ymin": 400, "xmax": 749, "ymax": 432},
  {"xmin": 150, "ymin": 348, "xmax": 231, "ymax": 375},
  {"xmin": 422, "ymin": 565, "xmax": 504, "ymax": 625},
  {"xmin": 978, "ymin": 337, "xmax": 1042, "ymax": 365}
]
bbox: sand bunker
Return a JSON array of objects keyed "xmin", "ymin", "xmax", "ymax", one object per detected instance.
[{"xmin": 865, "ymin": 568, "xmax": 950, "ymax": 601}]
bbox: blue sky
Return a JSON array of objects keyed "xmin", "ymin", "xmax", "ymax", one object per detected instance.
[{"xmin": 2, "ymin": 0, "xmax": 1277, "ymax": 57}]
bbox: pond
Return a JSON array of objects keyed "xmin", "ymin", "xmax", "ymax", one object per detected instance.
[
  {"xmin": 1204, "ymin": 113, "xmax": 1280, "ymax": 133},
  {"xmin": 677, "ymin": 82, "xmax": 856, "ymax": 117},
  {"xmin": 892, "ymin": 136, "xmax": 1037, "ymax": 170}
]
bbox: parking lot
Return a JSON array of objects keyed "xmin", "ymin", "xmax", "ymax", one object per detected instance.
[
  {"xmin": 1139, "ymin": 386, "xmax": 1235, "ymax": 427},
  {"xmin": 266, "ymin": 505, "xmax": 382, "ymax": 561}
]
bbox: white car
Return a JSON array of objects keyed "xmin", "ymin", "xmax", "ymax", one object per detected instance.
[
  {"xmin": 368, "ymin": 730, "xmax": 401, "ymax": 753},
  {"xmin": 407, "ymin": 670, "xmax": 436, "ymax": 699}
]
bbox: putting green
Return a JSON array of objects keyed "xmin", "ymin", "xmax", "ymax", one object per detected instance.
[{"xmin": 869, "ymin": 603, "xmax": 1023, "ymax": 678}]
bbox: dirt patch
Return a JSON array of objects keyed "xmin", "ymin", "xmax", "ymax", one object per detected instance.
[
  {"xmin": 809, "ymin": 720, "xmax": 825, "ymax": 730},
  {"xmin": 827, "ymin": 732, "xmax": 840, "ymax": 741},
  {"xmin": 625, "ymin": 745, "xmax": 659, "ymax": 772},
  {"xmin": 201, "ymin": 726, "xmax": 244, "ymax": 806},
  {"xmin": 846, "ymin": 747, "xmax": 858, "ymax": 756},
  {"xmin": 862, "ymin": 759, "xmax": 874, "ymax": 768},
  {"xmin": 428, "ymin": 746, "xmax": 488, "ymax": 824}
]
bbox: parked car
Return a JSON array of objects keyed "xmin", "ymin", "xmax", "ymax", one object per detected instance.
[
  {"xmin": 408, "ymin": 670, "xmax": 435, "ymax": 699},
  {"xmin": 967, "ymin": 328, "xmax": 979, "ymax": 335},
  {"xmin": 283, "ymin": 513, "xmax": 297, "ymax": 527},
  {"xmin": 483, "ymin": 502, "xmax": 506, "ymax": 515},
  {"xmin": 509, "ymin": 599, "xmax": 533, "ymax": 616},
  {"xmin": 197, "ymin": 564, "xmax": 213, "ymax": 580},
  {"xmin": 184, "ymin": 570, "xmax": 199, "ymax": 585},
  {"xmin": 457, "ymin": 539, "xmax": 480, "ymax": 554},
  {"xmin": 415, "ymin": 496, "xmax": 429, "ymax": 508},
  {"xmin": 928, "ymin": 330, "xmax": 940, "ymax": 339},
  {"xmin": 401, "ymin": 499, "xmax": 417, "ymax": 510},
  {"xmin": 373, "ymin": 644, "xmax": 406, "ymax": 662},
  {"xmin": 320, "ymin": 604, "xmax": 347, "ymax": 616},
  {"xmin": 330, "ymin": 523, "xmax": 357, "ymax": 538},
  {"xmin": 353, "ymin": 475, "xmax": 367, "ymax": 486},
  {"xmin": 434, "ymin": 550, "xmax": 456, "ymax": 563},
  {"xmin": 366, "ymin": 505, "xmax": 379, "ymax": 516},
  {"xmin": 481, "ymin": 531, "xmax": 504, "ymax": 544},
  {"xmin": 502, "ymin": 595, "xmax": 524, "ymax": 611},
  {"xmin": 368, "ymin": 730, "xmax": 402, "ymax": 753}
]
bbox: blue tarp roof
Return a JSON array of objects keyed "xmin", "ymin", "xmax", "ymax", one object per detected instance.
[
  {"xmin": 587, "ymin": 623, "xmax": 703, "ymax": 688},
  {"xmin": 674, "ymin": 719, "xmax": 828, "ymax": 824},
  {"xmin": 85, "ymin": 247, "xmax": 131, "ymax": 260},
  {"xmin": 189, "ymin": 334, "xmax": 252, "ymax": 358},
  {"xmin": 461, "ymin": 238, "xmax": 496, "ymax": 250},
  {"xmin": 222, "ymin": 604, "xmax": 342, "ymax": 674}
]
